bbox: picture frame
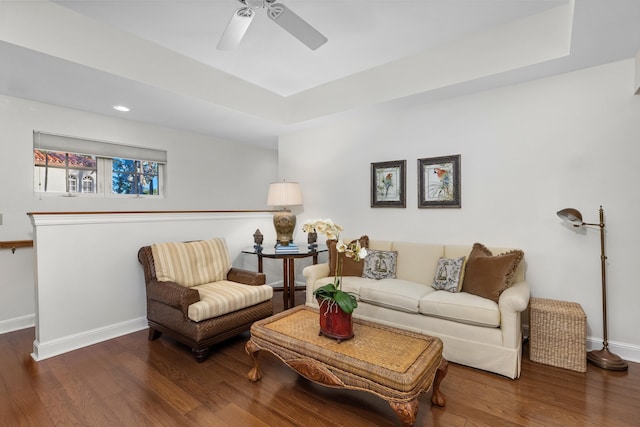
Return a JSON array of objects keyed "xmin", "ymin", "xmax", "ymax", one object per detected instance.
[
  {"xmin": 371, "ymin": 160, "xmax": 406, "ymax": 208},
  {"xmin": 418, "ymin": 155, "xmax": 461, "ymax": 208}
]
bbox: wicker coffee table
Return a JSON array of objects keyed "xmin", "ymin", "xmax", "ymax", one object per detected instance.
[{"xmin": 245, "ymin": 305, "xmax": 447, "ymax": 427}]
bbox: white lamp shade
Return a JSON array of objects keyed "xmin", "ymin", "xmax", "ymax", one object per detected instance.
[{"xmin": 267, "ymin": 182, "xmax": 302, "ymax": 206}]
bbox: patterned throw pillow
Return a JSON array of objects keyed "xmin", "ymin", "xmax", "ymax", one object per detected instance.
[
  {"xmin": 362, "ymin": 250, "xmax": 398, "ymax": 280},
  {"xmin": 432, "ymin": 256, "xmax": 466, "ymax": 292}
]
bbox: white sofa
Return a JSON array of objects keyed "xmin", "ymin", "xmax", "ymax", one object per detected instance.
[{"xmin": 303, "ymin": 240, "xmax": 530, "ymax": 379}]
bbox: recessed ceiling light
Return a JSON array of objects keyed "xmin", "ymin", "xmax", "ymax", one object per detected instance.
[{"xmin": 113, "ymin": 105, "xmax": 130, "ymax": 112}]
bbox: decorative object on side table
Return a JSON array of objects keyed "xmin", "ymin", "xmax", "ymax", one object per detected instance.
[
  {"xmin": 253, "ymin": 228, "xmax": 263, "ymax": 253},
  {"xmin": 302, "ymin": 218, "xmax": 367, "ymax": 342},
  {"xmin": 371, "ymin": 160, "xmax": 406, "ymax": 208},
  {"xmin": 418, "ymin": 154, "xmax": 461, "ymax": 208},
  {"xmin": 267, "ymin": 180, "xmax": 303, "ymax": 246},
  {"xmin": 556, "ymin": 205, "xmax": 628, "ymax": 371},
  {"xmin": 275, "ymin": 242, "xmax": 299, "ymax": 253},
  {"xmin": 307, "ymin": 229, "xmax": 318, "ymax": 251}
]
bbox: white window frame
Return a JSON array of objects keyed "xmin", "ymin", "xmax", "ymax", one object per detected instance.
[
  {"xmin": 82, "ymin": 175, "xmax": 94, "ymax": 193},
  {"xmin": 99, "ymin": 158, "xmax": 164, "ymax": 198}
]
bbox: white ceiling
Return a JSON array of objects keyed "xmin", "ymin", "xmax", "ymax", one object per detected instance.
[{"xmin": 1, "ymin": 0, "xmax": 639, "ymax": 150}]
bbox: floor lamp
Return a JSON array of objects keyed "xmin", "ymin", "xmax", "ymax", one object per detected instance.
[{"xmin": 556, "ymin": 206, "xmax": 628, "ymax": 370}]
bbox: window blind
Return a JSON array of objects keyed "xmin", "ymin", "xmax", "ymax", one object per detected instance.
[{"xmin": 33, "ymin": 131, "xmax": 167, "ymax": 164}]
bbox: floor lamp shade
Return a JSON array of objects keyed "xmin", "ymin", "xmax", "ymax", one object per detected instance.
[
  {"xmin": 556, "ymin": 208, "xmax": 583, "ymax": 226},
  {"xmin": 556, "ymin": 206, "xmax": 628, "ymax": 370},
  {"xmin": 267, "ymin": 182, "xmax": 302, "ymax": 246}
]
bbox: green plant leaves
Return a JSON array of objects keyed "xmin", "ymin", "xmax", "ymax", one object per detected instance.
[
  {"xmin": 333, "ymin": 290, "xmax": 358, "ymax": 314},
  {"xmin": 313, "ymin": 283, "xmax": 358, "ymax": 314}
]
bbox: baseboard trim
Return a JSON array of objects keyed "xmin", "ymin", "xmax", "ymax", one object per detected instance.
[
  {"xmin": 0, "ymin": 314, "xmax": 35, "ymax": 334},
  {"xmin": 587, "ymin": 338, "xmax": 640, "ymax": 364},
  {"xmin": 23, "ymin": 318, "xmax": 640, "ymax": 364},
  {"xmin": 523, "ymin": 322, "xmax": 640, "ymax": 364},
  {"xmin": 31, "ymin": 317, "xmax": 148, "ymax": 361}
]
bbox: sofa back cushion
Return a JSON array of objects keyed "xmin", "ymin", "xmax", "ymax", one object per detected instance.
[
  {"xmin": 390, "ymin": 242, "xmax": 444, "ymax": 285},
  {"xmin": 368, "ymin": 240, "xmax": 393, "ymax": 251},
  {"xmin": 151, "ymin": 238, "xmax": 232, "ymax": 287}
]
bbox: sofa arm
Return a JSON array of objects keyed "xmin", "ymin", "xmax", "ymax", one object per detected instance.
[
  {"xmin": 303, "ymin": 263, "xmax": 330, "ymax": 306},
  {"xmin": 498, "ymin": 280, "xmax": 531, "ymax": 349},
  {"xmin": 303, "ymin": 263, "xmax": 330, "ymax": 287},
  {"xmin": 146, "ymin": 280, "xmax": 200, "ymax": 318},
  {"xmin": 227, "ymin": 268, "xmax": 266, "ymax": 286}
]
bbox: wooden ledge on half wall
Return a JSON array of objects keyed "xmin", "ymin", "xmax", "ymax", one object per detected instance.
[
  {"xmin": 26, "ymin": 209, "xmax": 280, "ymax": 216},
  {"xmin": 0, "ymin": 240, "xmax": 34, "ymax": 253}
]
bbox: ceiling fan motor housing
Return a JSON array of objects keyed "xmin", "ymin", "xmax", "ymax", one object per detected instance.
[{"xmin": 244, "ymin": 0, "xmax": 266, "ymax": 8}]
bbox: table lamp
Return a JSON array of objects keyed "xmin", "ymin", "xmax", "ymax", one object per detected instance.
[
  {"xmin": 556, "ymin": 206, "xmax": 628, "ymax": 370},
  {"xmin": 267, "ymin": 181, "xmax": 302, "ymax": 246}
]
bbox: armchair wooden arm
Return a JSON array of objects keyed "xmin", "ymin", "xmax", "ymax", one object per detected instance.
[
  {"xmin": 227, "ymin": 267, "xmax": 266, "ymax": 286},
  {"xmin": 146, "ymin": 280, "xmax": 200, "ymax": 319}
]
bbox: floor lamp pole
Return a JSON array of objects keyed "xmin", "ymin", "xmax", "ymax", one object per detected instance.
[{"xmin": 586, "ymin": 206, "xmax": 628, "ymax": 370}]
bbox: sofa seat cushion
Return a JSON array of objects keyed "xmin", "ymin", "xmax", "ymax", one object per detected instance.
[
  {"xmin": 188, "ymin": 281, "xmax": 273, "ymax": 322},
  {"xmin": 312, "ymin": 276, "xmax": 370, "ymax": 299},
  {"xmin": 359, "ymin": 279, "xmax": 435, "ymax": 313},
  {"xmin": 419, "ymin": 291, "xmax": 500, "ymax": 327}
]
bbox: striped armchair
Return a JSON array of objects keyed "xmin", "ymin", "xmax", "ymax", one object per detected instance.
[{"xmin": 138, "ymin": 238, "xmax": 273, "ymax": 362}]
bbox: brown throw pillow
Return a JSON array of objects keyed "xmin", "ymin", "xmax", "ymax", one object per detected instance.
[
  {"xmin": 327, "ymin": 236, "xmax": 369, "ymax": 277},
  {"xmin": 462, "ymin": 243, "xmax": 524, "ymax": 303}
]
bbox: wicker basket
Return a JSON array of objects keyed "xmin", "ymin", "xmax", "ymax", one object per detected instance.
[{"xmin": 529, "ymin": 297, "xmax": 587, "ymax": 372}]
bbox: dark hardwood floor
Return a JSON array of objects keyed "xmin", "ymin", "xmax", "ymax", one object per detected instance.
[{"xmin": 2, "ymin": 290, "xmax": 639, "ymax": 426}]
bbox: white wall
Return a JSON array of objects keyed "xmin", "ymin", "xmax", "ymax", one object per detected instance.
[
  {"xmin": 279, "ymin": 59, "xmax": 640, "ymax": 361},
  {"xmin": 0, "ymin": 94, "xmax": 278, "ymax": 333},
  {"xmin": 0, "ymin": 246, "xmax": 34, "ymax": 332},
  {"xmin": 30, "ymin": 212, "xmax": 276, "ymax": 360}
]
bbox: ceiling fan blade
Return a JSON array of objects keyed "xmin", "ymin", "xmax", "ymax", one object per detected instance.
[
  {"xmin": 267, "ymin": 3, "xmax": 327, "ymax": 50},
  {"xmin": 217, "ymin": 7, "xmax": 255, "ymax": 50}
]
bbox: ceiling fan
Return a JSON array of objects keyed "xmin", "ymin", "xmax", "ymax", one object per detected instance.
[{"xmin": 217, "ymin": 0, "xmax": 328, "ymax": 51}]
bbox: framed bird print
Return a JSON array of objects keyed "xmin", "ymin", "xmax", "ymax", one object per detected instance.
[
  {"xmin": 418, "ymin": 155, "xmax": 461, "ymax": 208},
  {"xmin": 371, "ymin": 160, "xmax": 406, "ymax": 208}
]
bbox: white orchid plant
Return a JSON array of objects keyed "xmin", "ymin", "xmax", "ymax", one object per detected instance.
[{"xmin": 302, "ymin": 219, "xmax": 368, "ymax": 314}]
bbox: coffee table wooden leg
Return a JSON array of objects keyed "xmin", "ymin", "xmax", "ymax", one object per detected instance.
[
  {"xmin": 245, "ymin": 340, "xmax": 262, "ymax": 382},
  {"xmin": 431, "ymin": 358, "xmax": 448, "ymax": 407},
  {"xmin": 389, "ymin": 399, "xmax": 419, "ymax": 427}
]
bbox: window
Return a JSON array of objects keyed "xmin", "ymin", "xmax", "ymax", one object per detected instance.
[
  {"xmin": 82, "ymin": 176, "xmax": 94, "ymax": 193},
  {"xmin": 112, "ymin": 158, "xmax": 159, "ymax": 195},
  {"xmin": 34, "ymin": 131, "xmax": 166, "ymax": 197},
  {"xmin": 34, "ymin": 149, "xmax": 97, "ymax": 194},
  {"xmin": 67, "ymin": 175, "xmax": 77, "ymax": 193}
]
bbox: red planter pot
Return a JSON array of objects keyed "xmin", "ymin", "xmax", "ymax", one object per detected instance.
[{"xmin": 318, "ymin": 298, "xmax": 354, "ymax": 342}]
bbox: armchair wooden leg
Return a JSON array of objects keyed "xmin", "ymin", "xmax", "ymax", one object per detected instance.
[
  {"xmin": 192, "ymin": 347, "xmax": 210, "ymax": 363},
  {"xmin": 148, "ymin": 328, "xmax": 162, "ymax": 341}
]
